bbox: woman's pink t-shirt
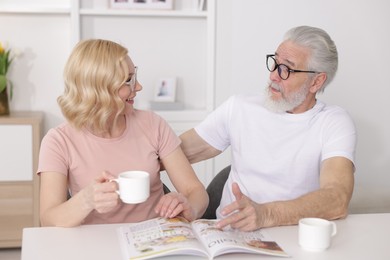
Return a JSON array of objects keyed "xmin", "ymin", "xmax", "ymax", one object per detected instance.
[{"xmin": 37, "ymin": 109, "xmax": 180, "ymax": 225}]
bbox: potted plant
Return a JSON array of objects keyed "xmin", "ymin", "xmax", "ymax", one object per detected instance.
[{"xmin": 0, "ymin": 41, "xmax": 15, "ymax": 115}]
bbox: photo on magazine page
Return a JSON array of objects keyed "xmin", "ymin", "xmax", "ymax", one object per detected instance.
[{"xmin": 191, "ymin": 219, "xmax": 289, "ymax": 258}]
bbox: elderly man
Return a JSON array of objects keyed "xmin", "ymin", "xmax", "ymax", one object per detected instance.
[{"xmin": 180, "ymin": 26, "xmax": 356, "ymax": 231}]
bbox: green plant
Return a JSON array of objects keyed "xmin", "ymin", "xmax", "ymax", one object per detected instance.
[{"xmin": 0, "ymin": 41, "xmax": 14, "ymax": 99}]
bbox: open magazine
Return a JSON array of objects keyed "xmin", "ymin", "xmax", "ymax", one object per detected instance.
[{"xmin": 117, "ymin": 216, "xmax": 289, "ymax": 260}]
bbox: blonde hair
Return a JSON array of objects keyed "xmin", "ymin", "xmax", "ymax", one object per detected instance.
[{"xmin": 58, "ymin": 39, "xmax": 129, "ymax": 133}]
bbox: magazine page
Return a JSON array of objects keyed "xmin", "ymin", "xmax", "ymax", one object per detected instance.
[
  {"xmin": 117, "ymin": 217, "xmax": 208, "ymax": 260},
  {"xmin": 191, "ymin": 219, "xmax": 289, "ymax": 258}
]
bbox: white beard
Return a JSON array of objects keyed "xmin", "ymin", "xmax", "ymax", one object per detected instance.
[{"xmin": 263, "ymin": 82, "xmax": 310, "ymax": 113}]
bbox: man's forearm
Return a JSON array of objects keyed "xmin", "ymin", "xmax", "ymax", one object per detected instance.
[
  {"xmin": 179, "ymin": 129, "xmax": 221, "ymax": 164},
  {"xmin": 259, "ymin": 187, "xmax": 351, "ymax": 228}
]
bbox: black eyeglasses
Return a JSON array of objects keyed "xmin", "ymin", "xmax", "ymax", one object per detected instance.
[
  {"xmin": 124, "ymin": 66, "xmax": 137, "ymax": 92},
  {"xmin": 266, "ymin": 54, "xmax": 319, "ymax": 80}
]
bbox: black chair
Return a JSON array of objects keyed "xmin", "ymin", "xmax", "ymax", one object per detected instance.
[
  {"xmin": 162, "ymin": 183, "xmax": 171, "ymax": 194},
  {"xmin": 201, "ymin": 165, "xmax": 231, "ymax": 219}
]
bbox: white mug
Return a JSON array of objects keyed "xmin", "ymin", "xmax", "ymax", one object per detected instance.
[
  {"xmin": 111, "ymin": 171, "xmax": 150, "ymax": 204},
  {"xmin": 299, "ymin": 218, "xmax": 337, "ymax": 252}
]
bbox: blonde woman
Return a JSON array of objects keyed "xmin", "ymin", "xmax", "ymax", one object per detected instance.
[{"xmin": 38, "ymin": 39, "xmax": 208, "ymax": 227}]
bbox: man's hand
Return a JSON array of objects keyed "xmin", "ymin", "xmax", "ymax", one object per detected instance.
[{"xmin": 216, "ymin": 182, "xmax": 264, "ymax": 231}]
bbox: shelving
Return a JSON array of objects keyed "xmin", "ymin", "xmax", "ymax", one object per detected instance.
[
  {"xmin": 79, "ymin": 8, "xmax": 207, "ymax": 18},
  {"xmin": 75, "ymin": 0, "xmax": 216, "ymax": 189},
  {"xmin": 0, "ymin": 7, "xmax": 69, "ymax": 14},
  {"xmin": 0, "ymin": 0, "xmax": 216, "ymax": 189},
  {"xmin": 0, "ymin": 0, "xmax": 215, "ymax": 115},
  {"xmin": 74, "ymin": 0, "xmax": 215, "ymax": 116},
  {"xmin": 0, "ymin": 0, "xmax": 70, "ymax": 14}
]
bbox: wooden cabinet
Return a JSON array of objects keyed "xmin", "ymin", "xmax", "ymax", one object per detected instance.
[{"xmin": 0, "ymin": 111, "xmax": 43, "ymax": 248}]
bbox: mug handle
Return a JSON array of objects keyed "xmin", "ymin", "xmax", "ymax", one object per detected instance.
[
  {"xmin": 331, "ymin": 221, "xmax": 337, "ymax": 236},
  {"xmin": 109, "ymin": 179, "xmax": 120, "ymax": 195}
]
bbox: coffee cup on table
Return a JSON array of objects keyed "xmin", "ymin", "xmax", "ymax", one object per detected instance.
[
  {"xmin": 111, "ymin": 171, "xmax": 150, "ymax": 204},
  {"xmin": 299, "ymin": 218, "xmax": 337, "ymax": 252}
]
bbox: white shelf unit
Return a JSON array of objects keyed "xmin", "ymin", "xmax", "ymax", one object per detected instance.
[
  {"xmin": 0, "ymin": 7, "xmax": 69, "ymax": 14},
  {"xmin": 79, "ymin": 9, "xmax": 208, "ymax": 18},
  {"xmin": 0, "ymin": 1, "xmax": 215, "ymax": 116},
  {"xmin": 0, "ymin": 0, "xmax": 216, "ymax": 189},
  {"xmin": 71, "ymin": 0, "xmax": 215, "ymax": 117},
  {"xmin": 70, "ymin": 0, "xmax": 215, "ymax": 189}
]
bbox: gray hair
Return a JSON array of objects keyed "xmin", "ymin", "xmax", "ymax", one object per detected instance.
[{"xmin": 284, "ymin": 26, "xmax": 338, "ymax": 92}]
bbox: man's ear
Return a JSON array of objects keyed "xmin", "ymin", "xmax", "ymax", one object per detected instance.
[{"xmin": 310, "ymin": 72, "xmax": 327, "ymax": 93}]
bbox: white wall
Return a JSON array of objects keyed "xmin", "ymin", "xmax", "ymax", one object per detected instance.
[
  {"xmin": 1, "ymin": 0, "xmax": 389, "ymax": 213},
  {"xmin": 215, "ymin": 0, "xmax": 390, "ymax": 213},
  {"xmin": 0, "ymin": 15, "xmax": 70, "ymax": 130}
]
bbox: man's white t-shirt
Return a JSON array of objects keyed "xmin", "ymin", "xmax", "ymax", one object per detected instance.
[{"xmin": 195, "ymin": 94, "xmax": 357, "ymax": 219}]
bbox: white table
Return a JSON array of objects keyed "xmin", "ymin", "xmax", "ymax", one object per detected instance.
[{"xmin": 21, "ymin": 213, "xmax": 390, "ymax": 260}]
